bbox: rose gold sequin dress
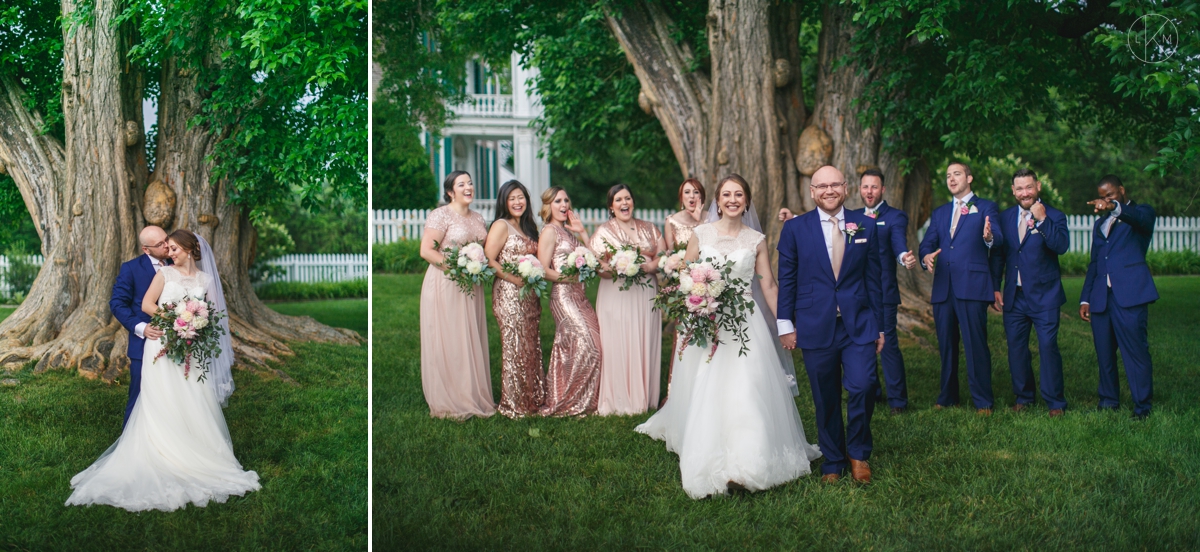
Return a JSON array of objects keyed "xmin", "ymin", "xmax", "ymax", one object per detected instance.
[
  {"xmin": 539, "ymin": 226, "xmax": 602, "ymax": 417},
  {"xmin": 590, "ymin": 219, "xmax": 664, "ymax": 415},
  {"xmin": 419, "ymin": 206, "xmax": 496, "ymax": 420},
  {"xmin": 666, "ymin": 212, "xmax": 702, "ymax": 250},
  {"xmin": 492, "ymin": 221, "xmax": 545, "ymax": 418}
]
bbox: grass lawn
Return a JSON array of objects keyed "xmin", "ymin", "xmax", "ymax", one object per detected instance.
[
  {"xmin": 0, "ymin": 300, "xmax": 367, "ymax": 550},
  {"xmin": 268, "ymin": 298, "xmax": 368, "ymax": 337},
  {"xmin": 375, "ymin": 274, "xmax": 1200, "ymax": 549}
]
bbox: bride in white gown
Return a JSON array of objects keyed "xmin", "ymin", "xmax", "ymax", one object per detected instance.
[
  {"xmin": 637, "ymin": 174, "xmax": 821, "ymax": 499},
  {"xmin": 66, "ymin": 230, "xmax": 259, "ymax": 512}
]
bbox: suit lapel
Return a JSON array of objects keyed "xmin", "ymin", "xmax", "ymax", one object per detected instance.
[{"xmin": 807, "ymin": 211, "xmax": 836, "ymax": 282}]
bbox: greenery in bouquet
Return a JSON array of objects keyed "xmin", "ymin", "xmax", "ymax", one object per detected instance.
[
  {"xmin": 558, "ymin": 246, "xmax": 600, "ymax": 284},
  {"xmin": 653, "ymin": 257, "xmax": 756, "ymax": 361},
  {"xmin": 150, "ymin": 296, "xmax": 227, "ymax": 382},
  {"xmin": 501, "ymin": 253, "xmax": 549, "ymax": 299},
  {"xmin": 601, "ymin": 240, "xmax": 653, "ymax": 291},
  {"xmin": 437, "ymin": 240, "xmax": 494, "ymax": 296}
]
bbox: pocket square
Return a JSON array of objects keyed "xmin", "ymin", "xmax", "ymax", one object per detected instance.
[
  {"xmin": 854, "ymin": 238, "xmax": 867, "ymax": 243},
  {"xmin": 876, "ymin": 221, "xmax": 886, "ymax": 225}
]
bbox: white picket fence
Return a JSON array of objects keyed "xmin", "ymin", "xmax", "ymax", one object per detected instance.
[
  {"xmin": 0, "ymin": 254, "xmax": 366, "ymax": 297},
  {"xmin": 373, "ymin": 207, "xmax": 673, "ymax": 244}
]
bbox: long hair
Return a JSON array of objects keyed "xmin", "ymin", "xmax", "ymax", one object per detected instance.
[
  {"xmin": 539, "ymin": 186, "xmax": 568, "ymax": 224},
  {"xmin": 606, "ymin": 184, "xmax": 634, "ymax": 219},
  {"xmin": 494, "ymin": 180, "xmax": 539, "ymax": 242},
  {"xmin": 442, "ymin": 170, "xmax": 470, "ymax": 203}
]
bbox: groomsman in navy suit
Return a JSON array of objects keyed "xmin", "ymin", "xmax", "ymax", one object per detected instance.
[
  {"xmin": 856, "ymin": 169, "xmax": 919, "ymax": 415},
  {"xmin": 109, "ymin": 226, "xmax": 172, "ymax": 426},
  {"xmin": 918, "ymin": 162, "xmax": 1004, "ymax": 414},
  {"xmin": 990, "ymin": 169, "xmax": 1069, "ymax": 416},
  {"xmin": 1079, "ymin": 175, "xmax": 1158, "ymax": 419},
  {"xmin": 778, "ymin": 165, "xmax": 884, "ymax": 484}
]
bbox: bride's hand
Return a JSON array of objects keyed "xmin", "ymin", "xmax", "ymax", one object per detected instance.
[{"xmin": 145, "ymin": 326, "xmax": 164, "ymax": 340}]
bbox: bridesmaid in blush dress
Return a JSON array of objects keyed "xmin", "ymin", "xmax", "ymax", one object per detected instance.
[
  {"xmin": 590, "ymin": 184, "xmax": 667, "ymax": 415},
  {"xmin": 418, "ymin": 171, "xmax": 496, "ymax": 420},
  {"xmin": 537, "ymin": 186, "xmax": 603, "ymax": 417},
  {"xmin": 484, "ymin": 180, "xmax": 545, "ymax": 418},
  {"xmin": 660, "ymin": 178, "xmax": 706, "ymax": 407}
]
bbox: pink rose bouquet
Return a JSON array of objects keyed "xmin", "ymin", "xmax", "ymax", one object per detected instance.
[
  {"xmin": 653, "ymin": 256, "xmax": 756, "ymax": 361},
  {"xmin": 559, "ymin": 246, "xmax": 600, "ymax": 284},
  {"xmin": 501, "ymin": 253, "xmax": 549, "ymax": 299},
  {"xmin": 150, "ymin": 294, "xmax": 226, "ymax": 382}
]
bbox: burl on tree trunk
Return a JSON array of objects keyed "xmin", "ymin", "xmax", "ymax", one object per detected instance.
[
  {"xmin": 0, "ymin": 0, "xmax": 360, "ymax": 380},
  {"xmin": 607, "ymin": 0, "xmax": 933, "ymax": 329}
]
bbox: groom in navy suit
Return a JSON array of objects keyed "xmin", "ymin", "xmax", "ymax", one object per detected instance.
[
  {"xmin": 109, "ymin": 226, "xmax": 172, "ymax": 426},
  {"xmin": 991, "ymin": 169, "xmax": 1069, "ymax": 416},
  {"xmin": 1080, "ymin": 175, "xmax": 1158, "ymax": 419},
  {"xmin": 778, "ymin": 165, "xmax": 884, "ymax": 484},
  {"xmin": 919, "ymin": 162, "xmax": 1003, "ymax": 414}
]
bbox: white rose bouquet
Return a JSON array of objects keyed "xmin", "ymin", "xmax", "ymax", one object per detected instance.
[
  {"xmin": 501, "ymin": 253, "xmax": 549, "ymax": 299},
  {"xmin": 439, "ymin": 240, "xmax": 494, "ymax": 296},
  {"xmin": 602, "ymin": 241, "xmax": 653, "ymax": 291},
  {"xmin": 559, "ymin": 246, "xmax": 600, "ymax": 284}
]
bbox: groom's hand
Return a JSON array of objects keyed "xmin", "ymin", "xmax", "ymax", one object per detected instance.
[
  {"xmin": 144, "ymin": 326, "xmax": 164, "ymax": 340},
  {"xmin": 780, "ymin": 332, "xmax": 796, "ymax": 350},
  {"xmin": 876, "ymin": 333, "xmax": 885, "ymax": 354}
]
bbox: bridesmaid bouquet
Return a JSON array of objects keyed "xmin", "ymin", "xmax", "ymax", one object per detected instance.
[
  {"xmin": 559, "ymin": 246, "xmax": 600, "ymax": 284},
  {"xmin": 440, "ymin": 241, "xmax": 494, "ymax": 296},
  {"xmin": 657, "ymin": 248, "xmax": 688, "ymax": 285},
  {"xmin": 653, "ymin": 257, "xmax": 755, "ymax": 361},
  {"xmin": 501, "ymin": 254, "xmax": 549, "ymax": 299},
  {"xmin": 602, "ymin": 241, "xmax": 653, "ymax": 291},
  {"xmin": 150, "ymin": 292, "xmax": 227, "ymax": 382}
]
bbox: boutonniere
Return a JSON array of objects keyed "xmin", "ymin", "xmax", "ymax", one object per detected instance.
[
  {"xmin": 865, "ymin": 211, "xmax": 878, "ymax": 219},
  {"xmin": 1027, "ymin": 218, "xmax": 1039, "ymax": 235},
  {"xmin": 843, "ymin": 222, "xmax": 861, "ymax": 240},
  {"xmin": 961, "ymin": 199, "xmax": 978, "ymax": 215}
]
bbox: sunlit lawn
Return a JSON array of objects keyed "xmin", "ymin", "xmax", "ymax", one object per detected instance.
[
  {"xmin": 375, "ymin": 274, "xmax": 1200, "ymax": 549},
  {"xmin": 0, "ymin": 300, "xmax": 367, "ymax": 550}
]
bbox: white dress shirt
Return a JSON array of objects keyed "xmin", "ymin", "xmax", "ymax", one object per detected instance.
[{"xmin": 133, "ymin": 256, "xmax": 166, "ymax": 339}]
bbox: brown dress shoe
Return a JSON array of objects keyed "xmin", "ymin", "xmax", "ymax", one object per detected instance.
[
  {"xmin": 821, "ymin": 473, "xmax": 840, "ymax": 483},
  {"xmin": 890, "ymin": 406, "xmax": 905, "ymax": 416},
  {"xmin": 849, "ymin": 459, "xmax": 871, "ymax": 483},
  {"xmin": 976, "ymin": 408, "xmax": 992, "ymax": 416},
  {"xmin": 1048, "ymin": 409, "xmax": 1064, "ymax": 417},
  {"xmin": 1011, "ymin": 403, "xmax": 1029, "ymax": 413},
  {"xmin": 934, "ymin": 404, "xmax": 945, "ymax": 411}
]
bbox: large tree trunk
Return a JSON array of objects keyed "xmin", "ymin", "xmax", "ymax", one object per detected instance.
[
  {"xmin": 606, "ymin": 0, "xmax": 934, "ymax": 328},
  {"xmin": 0, "ymin": 1, "xmax": 360, "ymax": 377}
]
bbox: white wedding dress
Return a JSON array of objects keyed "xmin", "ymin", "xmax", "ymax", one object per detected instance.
[
  {"xmin": 636, "ymin": 224, "xmax": 821, "ymax": 499},
  {"xmin": 66, "ymin": 266, "xmax": 259, "ymax": 511}
]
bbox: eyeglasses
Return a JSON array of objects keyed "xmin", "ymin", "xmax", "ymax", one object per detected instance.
[
  {"xmin": 144, "ymin": 240, "xmax": 166, "ymax": 249},
  {"xmin": 810, "ymin": 182, "xmax": 846, "ymax": 192}
]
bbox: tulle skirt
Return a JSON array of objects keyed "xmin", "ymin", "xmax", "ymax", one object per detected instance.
[
  {"xmin": 65, "ymin": 339, "xmax": 260, "ymax": 512},
  {"xmin": 636, "ymin": 304, "xmax": 821, "ymax": 499}
]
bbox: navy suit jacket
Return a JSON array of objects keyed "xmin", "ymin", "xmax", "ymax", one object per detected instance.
[
  {"xmin": 778, "ymin": 208, "xmax": 884, "ymax": 349},
  {"xmin": 918, "ymin": 195, "xmax": 1004, "ymax": 303},
  {"xmin": 855, "ymin": 200, "xmax": 909, "ymax": 305},
  {"xmin": 990, "ymin": 203, "xmax": 1069, "ymax": 312},
  {"xmin": 110, "ymin": 255, "xmax": 158, "ymax": 360},
  {"xmin": 1081, "ymin": 202, "xmax": 1158, "ymax": 311}
]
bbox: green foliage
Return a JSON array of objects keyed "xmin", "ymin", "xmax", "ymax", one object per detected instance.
[
  {"xmin": 0, "ymin": 0, "xmax": 65, "ymax": 138},
  {"xmin": 934, "ymin": 153, "xmax": 1065, "ymax": 211},
  {"xmin": 255, "ymin": 279, "xmax": 367, "ymax": 301},
  {"xmin": 372, "ymin": 239, "xmax": 427, "ymax": 274},
  {"xmin": 0, "ymin": 176, "xmax": 39, "ymax": 253},
  {"xmin": 248, "ymin": 214, "xmax": 295, "ymax": 282},
  {"xmin": 2, "ymin": 242, "xmax": 39, "ymax": 303},
  {"xmin": 372, "ymin": 126, "xmax": 438, "ymax": 210},
  {"xmin": 266, "ymin": 186, "xmax": 368, "ymax": 254},
  {"xmin": 1059, "ymin": 250, "xmax": 1200, "ymax": 276},
  {"xmin": 0, "ymin": 298, "xmax": 366, "ymax": 549},
  {"xmin": 375, "ymin": 273, "xmax": 1200, "ymax": 548}
]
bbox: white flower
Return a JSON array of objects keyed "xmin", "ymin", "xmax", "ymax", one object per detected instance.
[
  {"xmin": 691, "ymin": 282, "xmax": 708, "ymax": 297},
  {"xmin": 707, "ymin": 280, "xmax": 725, "ymax": 297},
  {"xmin": 179, "ymin": 311, "xmax": 194, "ymax": 323},
  {"xmin": 517, "ymin": 260, "xmax": 533, "ymax": 277},
  {"xmin": 622, "ymin": 263, "xmax": 640, "ymax": 277},
  {"xmin": 466, "ymin": 260, "xmax": 483, "ymax": 275},
  {"xmin": 193, "ymin": 317, "xmax": 208, "ymax": 330},
  {"xmin": 529, "ymin": 267, "xmax": 545, "ymax": 280},
  {"xmin": 174, "ymin": 303, "xmax": 188, "ymax": 316},
  {"xmin": 457, "ymin": 254, "xmax": 468, "ymax": 267},
  {"xmin": 678, "ymin": 274, "xmax": 694, "ymax": 293}
]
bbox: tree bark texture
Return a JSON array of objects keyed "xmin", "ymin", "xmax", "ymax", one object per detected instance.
[
  {"xmin": 605, "ymin": 0, "xmax": 934, "ymax": 328},
  {"xmin": 0, "ymin": 3, "xmax": 360, "ymax": 378}
]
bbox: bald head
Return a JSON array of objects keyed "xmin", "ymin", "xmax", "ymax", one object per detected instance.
[
  {"xmin": 140, "ymin": 226, "xmax": 169, "ymax": 261},
  {"xmin": 809, "ymin": 165, "xmax": 848, "ymax": 213}
]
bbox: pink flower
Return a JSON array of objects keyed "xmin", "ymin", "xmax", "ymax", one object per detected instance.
[
  {"xmin": 685, "ymin": 294, "xmax": 707, "ymax": 312},
  {"xmin": 846, "ymin": 223, "xmax": 858, "ymax": 232},
  {"xmin": 866, "ymin": 212, "xmax": 877, "ymax": 219},
  {"xmin": 185, "ymin": 300, "xmax": 201, "ymax": 314},
  {"xmin": 960, "ymin": 206, "xmax": 969, "ymax": 215},
  {"xmin": 1027, "ymin": 219, "xmax": 1035, "ymax": 228},
  {"xmin": 689, "ymin": 265, "xmax": 713, "ymax": 284},
  {"xmin": 575, "ymin": 256, "xmax": 585, "ymax": 268},
  {"xmin": 174, "ymin": 318, "xmax": 189, "ymax": 330}
]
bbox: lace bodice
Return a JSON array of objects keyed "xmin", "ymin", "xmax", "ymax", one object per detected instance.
[
  {"xmin": 693, "ymin": 224, "xmax": 764, "ymax": 285},
  {"xmin": 159, "ymin": 266, "xmax": 212, "ymax": 306}
]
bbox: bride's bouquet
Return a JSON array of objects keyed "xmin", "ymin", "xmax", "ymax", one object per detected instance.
[
  {"xmin": 558, "ymin": 246, "xmax": 600, "ymax": 284},
  {"xmin": 653, "ymin": 257, "xmax": 756, "ymax": 361},
  {"xmin": 150, "ymin": 291, "xmax": 227, "ymax": 382},
  {"xmin": 602, "ymin": 241, "xmax": 653, "ymax": 291},
  {"xmin": 501, "ymin": 254, "xmax": 548, "ymax": 299},
  {"xmin": 439, "ymin": 240, "xmax": 494, "ymax": 296}
]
